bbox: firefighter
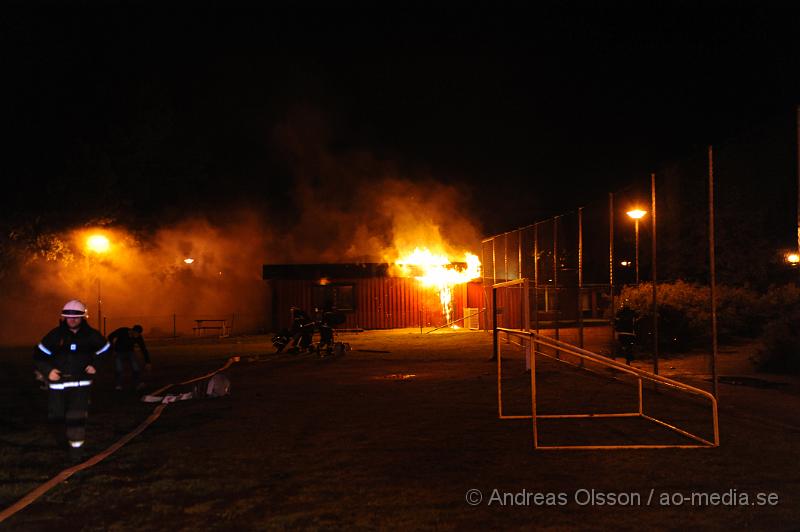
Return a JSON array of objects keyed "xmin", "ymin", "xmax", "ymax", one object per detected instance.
[
  {"xmin": 287, "ymin": 306, "xmax": 313, "ymax": 354},
  {"xmin": 108, "ymin": 324, "xmax": 151, "ymax": 391},
  {"xmin": 34, "ymin": 299, "xmax": 110, "ymax": 451},
  {"xmin": 615, "ymin": 302, "xmax": 639, "ymax": 365}
]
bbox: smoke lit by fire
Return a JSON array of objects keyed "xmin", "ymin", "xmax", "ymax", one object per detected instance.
[
  {"xmin": 0, "ymin": 108, "xmax": 486, "ymax": 344},
  {"xmin": 272, "ymin": 106, "xmax": 486, "ymax": 327},
  {"xmin": 273, "ymin": 106, "xmax": 483, "ymax": 265},
  {"xmin": 0, "ymin": 213, "xmax": 272, "ymax": 345}
]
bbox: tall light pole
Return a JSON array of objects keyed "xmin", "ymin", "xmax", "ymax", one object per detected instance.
[
  {"xmin": 86, "ymin": 234, "xmax": 110, "ymax": 330},
  {"xmin": 626, "ymin": 209, "xmax": 647, "ymax": 285}
]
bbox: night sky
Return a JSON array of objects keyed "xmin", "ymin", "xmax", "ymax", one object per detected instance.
[{"xmin": 5, "ymin": 4, "xmax": 800, "ymax": 236}]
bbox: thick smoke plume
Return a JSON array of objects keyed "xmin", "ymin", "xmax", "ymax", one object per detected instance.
[
  {"xmin": 0, "ymin": 212, "xmax": 272, "ymax": 345},
  {"xmin": 273, "ymin": 107, "xmax": 483, "ymax": 264}
]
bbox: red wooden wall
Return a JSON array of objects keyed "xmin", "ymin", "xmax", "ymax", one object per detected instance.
[{"xmin": 269, "ymin": 278, "xmax": 485, "ymax": 330}]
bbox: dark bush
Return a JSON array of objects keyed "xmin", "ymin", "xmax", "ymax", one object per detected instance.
[
  {"xmin": 716, "ymin": 285, "xmax": 762, "ymax": 339},
  {"xmin": 752, "ymin": 310, "xmax": 800, "ymax": 374},
  {"xmin": 755, "ymin": 283, "xmax": 800, "ymax": 324},
  {"xmin": 619, "ymin": 281, "xmax": 710, "ymax": 351},
  {"xmin": 617, "ymin": 281, "xmax": 763, "ymax": 352},
  {"xmin": 637, "ymin": 303, "xmax": 694, "ymax": 352}
]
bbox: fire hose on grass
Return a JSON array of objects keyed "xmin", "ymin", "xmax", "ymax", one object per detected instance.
[{"xmin": 0, "ymin": 355, "xmax": 240, "ymax": 524}]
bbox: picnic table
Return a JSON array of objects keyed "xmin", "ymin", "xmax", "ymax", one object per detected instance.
[{"xmin": 193, "ymin": 319, "xmax": 230, "ymax": 337}]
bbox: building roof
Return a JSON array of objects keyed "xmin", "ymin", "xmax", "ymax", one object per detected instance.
[{"xmin": 262, "ymin": 263, "xmax": 391, "ymax": 280}]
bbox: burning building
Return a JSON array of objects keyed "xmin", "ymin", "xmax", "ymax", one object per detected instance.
[{"xmin": 263, "ymin": 251, "xmax": 485, "ymax": 331}]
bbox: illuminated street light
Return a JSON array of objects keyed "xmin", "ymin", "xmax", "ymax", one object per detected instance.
[
  {"xmin": 87, "ymin": 234, "xmax": 110, "ymax": 253},
  {"xmin": 620, "ymin": 260, "xmax": 631, "ymax": 267},
  {"xmin": 184, "ymin": 257, "xmax": 195, "ymax": 264},
  {"xmin": 85, "ymin": 234, "xmax": 110, "ymax": 329},
  {"xmin": 787, "ymin": 253, "xmax": 800, "ymax": 266},
  {"xmin": 626, "ymin": 209, "xmax": 647, "ymax": 285}
]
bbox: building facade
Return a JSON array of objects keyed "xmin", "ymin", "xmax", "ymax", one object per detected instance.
[{"xmin": 263, "ymin": 263, "xmax": 485, "ymax": 331}]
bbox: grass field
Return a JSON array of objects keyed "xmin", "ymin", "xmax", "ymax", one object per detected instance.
[{"xmin": 1, "ymin": 329, "xmax": 798, "ymax": 530}]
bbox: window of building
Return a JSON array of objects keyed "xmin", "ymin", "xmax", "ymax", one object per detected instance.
[{"xmin": 312, "ymin": 283, "xmax": 355, "ymax": 311}]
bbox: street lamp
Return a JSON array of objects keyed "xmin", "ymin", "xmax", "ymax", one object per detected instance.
[
  {"xmin": 86, "ymin": 234, "xmax": 110, "ymax": 329},
  {"xmin": 626, "ymin": 209, "xmax": 647, "ymax": 285}
]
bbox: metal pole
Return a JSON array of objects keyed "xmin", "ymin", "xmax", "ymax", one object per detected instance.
[
  {"xmin": 523, "ymin": 278, "xmax": 530, "ymax": 332},
  {"xmin": 709, "ymin": 146, "xmax": 719, "ymax": 399},
  {"xmin": 797, "ymin": 104, "xmax": 799, "ymax": 280},
  {"xmin": 534, "ymin": 223, "xmax": 540, "ymax": 333},
  {"xmin": 578, "ymin": 207, "xmax": 584, "ymax": 348},
  {"xmin": 519, "ymin": 229, "xmax": 525, "ymax": 331},
  {"xmin": 494, "ymin": 291, "xmax": 502, "ymax": 412},
  {"xmin": 530, "ymin": 333, "xmax": 538, "ymax": 449},
  {"xmin": 634, "ymin": 219, "xmax": 640, "ymax": 286},
  {"xmin": 492, "ymin": 239, "xmax": 497, "ymax": 286},
  {"xmin": 504, "ymin": 233, "xmax": 509, "ymax": 282},
  {"xmin": 609, "ymin": 192, "xmax": 615, "ymax": 341},
  {"xmin": 492, "ymin": 287, "xmax": 498, "ymax": 361},
  {"xmin": 503, "ymin": 233, "xmax": 511, "ymax": 344},
  {"xmin": 553, "ymin": 217, "xmax": 560, "ymax": 348},
  {"xmin": 489, "ymin": 238, "xmax": 496, "ymax": 334},
  {"xmin": 651, "ymin": 172, "xmax": 659, "ymax": 375},
  {"xmin": 482, "ymin": 239, "xmax": 488, "ymax": 332}
]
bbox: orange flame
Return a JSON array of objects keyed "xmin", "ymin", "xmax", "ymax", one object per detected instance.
[{"xmin": 394, "ymin": 247, "xmax": 481, "ymax": 325}]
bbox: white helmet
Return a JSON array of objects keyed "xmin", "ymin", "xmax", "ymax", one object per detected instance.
[{"xmin": 61, "ymin": 299, "xmax": 88, "ymax": 318}]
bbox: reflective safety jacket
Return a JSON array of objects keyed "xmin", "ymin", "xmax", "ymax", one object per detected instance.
[{"xmin": 34, "ymin": 321, "xmax": 110, "ymax": 388}]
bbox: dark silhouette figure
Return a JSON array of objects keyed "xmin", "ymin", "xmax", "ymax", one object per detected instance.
[{"xmin": 615, "ymin": 304, "xmax": 639, "ymax": 365}]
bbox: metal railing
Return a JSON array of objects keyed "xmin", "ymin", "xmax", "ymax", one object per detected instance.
[{"xmin": 493, "ymin": 280, "xmax": 719, "ymax": 450}]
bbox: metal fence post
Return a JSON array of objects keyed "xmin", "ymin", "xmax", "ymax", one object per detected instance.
[
  {"xmin": 609, "ymin": 192, "xmax": 615, "ymax": 351},
  {"xmin": 708, "ymin": 146, "xmax": 718, "ymax": 398},
  {"xmin": 578, "ymin": 207, "xmax": 584, "ymax": 349},
  {"xmin": 651, "ymin": 173, "xmax": 659, "ymax": 376}
]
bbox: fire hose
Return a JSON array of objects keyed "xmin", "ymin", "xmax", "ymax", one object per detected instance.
[{"xmin": 0, "ymin": 356, "xmax": 240, "ymax": 524}]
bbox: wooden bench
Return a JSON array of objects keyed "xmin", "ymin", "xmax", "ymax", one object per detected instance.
[{"xmin": 193, "ymin": 319, "xmax": 230, "ymax": 337}]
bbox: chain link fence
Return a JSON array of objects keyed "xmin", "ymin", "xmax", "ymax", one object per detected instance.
[{"xmin": 482, "ymin": 107, "xmax": 799, "ymax": 380}]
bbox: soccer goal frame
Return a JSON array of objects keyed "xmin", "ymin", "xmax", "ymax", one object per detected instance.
[{"xmin": 492, "ymin": 280, "xmax": 719, "ymax": 450}]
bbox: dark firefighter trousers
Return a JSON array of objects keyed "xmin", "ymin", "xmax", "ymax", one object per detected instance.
[
  {"xmin": 115, "ymin": 350, "xmax": 141, "ymax": 387},
  {"xmin": 48, "ymin": 386, "xmax": 90, "ymax": 445}
]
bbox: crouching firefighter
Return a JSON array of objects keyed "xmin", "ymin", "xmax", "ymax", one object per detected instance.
[
  {"xmin": 33, "ymin": 299, "xmax": 110, "ymax": 451},
  {"xmin": 109, "ymin": 324, "xmax": 151, "ymax": 391}
]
